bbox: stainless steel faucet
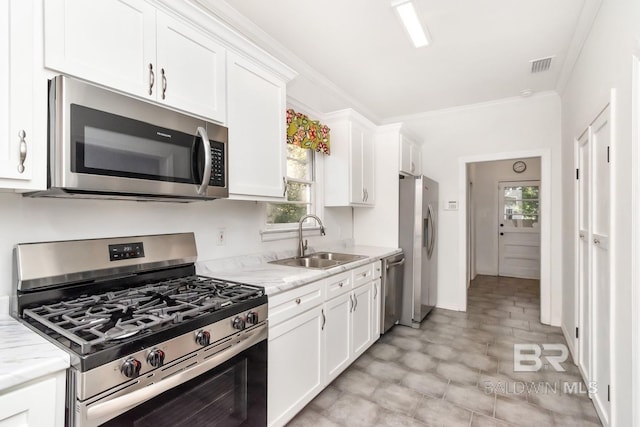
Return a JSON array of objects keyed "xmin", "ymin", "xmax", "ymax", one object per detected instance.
[{"xmin": 298, "ymin": 214, "xmax": 326, "ymax": 257}]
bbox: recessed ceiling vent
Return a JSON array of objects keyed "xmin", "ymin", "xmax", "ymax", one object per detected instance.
[{"xmin": 530, "ymin": 56, "xmax": 554, "ymax": 73}]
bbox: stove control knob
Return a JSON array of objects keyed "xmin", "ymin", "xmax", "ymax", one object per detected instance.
[
  {"xmin": 232, "ymin": 316, "xmax": 246, "ymax": 331},
  {"xmin": 195, "ymin": 330, "xmax": 210, "ymax": 347},
  {"xmin": 246, "ymin": 311, "xmax": 258, "ymax": 325},
  {"xmin": 146, "ymin": 349, "xmax": 165, "ymax": 368},
  {"xmin": 121, "ymin": 358, "xmax": 142, "ymax": 379}
]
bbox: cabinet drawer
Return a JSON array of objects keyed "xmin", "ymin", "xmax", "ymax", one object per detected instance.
[
  {"xmin": 268, "ymin": 281, "xmax": 324, "ymax": 327},
  {"xmin": 324, "ymin": 272, "xmax": 352, "ymax": 300},
  {"xmin": 352, "ymin": 262, "xmax": 375, "ymax": 288}
]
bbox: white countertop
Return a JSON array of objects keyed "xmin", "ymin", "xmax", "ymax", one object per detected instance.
[
  {"xmin": 0, "ymin": 315, "xmax": 70, "ymax": 392},
  {"xmin": 197, "ymin": 245, "xmax": 402, "ymax": 296}
]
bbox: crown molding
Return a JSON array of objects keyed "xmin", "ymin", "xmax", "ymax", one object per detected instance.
[
  {"xmin": 555, "ymin": 0, "xmax": 603, "ymax": 94},
  {"xmin": 193, "ymin": 0, "xmax": 381, "ymax": 124},
  {"xmin": 153, "ymin": 0, "xmax": 296, "ymax": 82}
]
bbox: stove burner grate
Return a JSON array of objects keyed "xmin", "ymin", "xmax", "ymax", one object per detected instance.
[{"xmin": 22, "ymin": 275, "xmax": 263, "ymax": 354}]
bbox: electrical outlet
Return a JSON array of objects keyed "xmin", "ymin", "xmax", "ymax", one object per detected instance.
[{"xmin": 217, "ymin": 228, "xmax": 225, "ymax": 246}]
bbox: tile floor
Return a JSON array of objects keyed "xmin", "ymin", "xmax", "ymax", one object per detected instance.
[{"xmin": 287, "ymin": 275, "xmax": 602, "ymax": 427}]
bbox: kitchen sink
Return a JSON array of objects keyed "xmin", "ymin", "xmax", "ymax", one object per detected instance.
[
  {"xmin": 269, "ymin": 252, "xmax": 366, "ymax": 269},
  {"xmin": 305, "ymin": 252, "xmax": 366, "ymax": 263}
]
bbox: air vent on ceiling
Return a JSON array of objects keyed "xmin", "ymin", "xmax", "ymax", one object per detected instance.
[{"xmin": 530, "ymin": 56, "xmax": 554, "ymax": 73}]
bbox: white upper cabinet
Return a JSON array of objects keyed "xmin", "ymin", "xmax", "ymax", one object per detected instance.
[
  {"xmin": 155, "ymin": 11, "xmax": 226, "ymax": 123},
  {"xmin": 399, "ymin": 133, "xmax": 422, "ymax": 176},
  {"xmin": 227, "ymin": 52, "xmax": 287, "ymax": 200},
  {"xmin": 44, "ymin": 0, "xmax": 156, "ymax": 100},
  {"xmin": 324, "ymin": 109, "xmax": 376, "ymax": 207},
  {"xmin": 0, "ymin": 0, "xmax": 46, "ymax": 190},
  {"xmin": 44, "ymin": 0, "xmax": 226, "ymax": 122}
]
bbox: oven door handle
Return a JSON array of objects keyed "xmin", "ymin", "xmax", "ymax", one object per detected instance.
[
  {"xmin": 85, "ymin": 325, "xmax": 267, "ymax": 424},
  {"xmin": 196, "ymin": 126, "xmax": 211, "ymax": 196}
]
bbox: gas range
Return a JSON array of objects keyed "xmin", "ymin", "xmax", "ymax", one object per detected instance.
[{"xmin": 12, "ymin": 233, "xmax": 268, "ymax": 427}]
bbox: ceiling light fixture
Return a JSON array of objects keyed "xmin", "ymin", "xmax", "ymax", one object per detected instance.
[{"xmin": 392, "ymin": 0, "xmax": 430, "ymax": 48}]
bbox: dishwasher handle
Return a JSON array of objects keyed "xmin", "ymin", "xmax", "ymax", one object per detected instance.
[{"xmin": 386, "ymin": 257, "xmax": 406, "ymax": 271}]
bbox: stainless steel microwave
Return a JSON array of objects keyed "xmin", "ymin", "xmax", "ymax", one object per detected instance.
[{"xmin": 28, "ymin": 76, "xmax": 228, "ymax": 202}]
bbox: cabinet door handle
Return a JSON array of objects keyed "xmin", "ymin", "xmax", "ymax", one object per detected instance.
[
  {"xmin": 594, "ymin": 239, "xmax": 601, "ymax": 245},
  {"xmin": 148, "ymin": 63, "xmax": 155, "ymax": 95},
  {"xmin": 353, "ymin": 293, "xmax": 358, "ymax": 311},
  {"xmin": 321, "ymin": 309, "xmax": 326, "ymax": 331},
  {"xmin": 411, "ymin": 162, "xmax": 415, "ymax": 173},
  {"xmin": 349, "ymin": 295, "xmax": 354, "ymax": 312},
  {"xmin": 17, "ymin": 130, "xmax": 27, "ymax": 173},
  {"xmin": 295, "ymin": 298, "xmax": 301, "ymax": 305},
  {"xmin": 373, "ymin": 285, "xmax": 377, "ymax": 299},
  {"xmin": 283, "ymin": 177, "xmax": 287, "ymax": 197},
  {"xmin": 161, "ymin": 68, "xmax": 167, "ymax": 100}
]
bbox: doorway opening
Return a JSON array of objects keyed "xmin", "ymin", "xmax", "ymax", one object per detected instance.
[
  {"xmin": 469, "ymin": 159, "xmax": 541, "ymax": 281},
  {"xmin": 458, "ymin": 150, "xmax": 552, "ymax": 325}
]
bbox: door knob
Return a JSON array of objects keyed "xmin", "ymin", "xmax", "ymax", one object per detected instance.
[
  {"xmin": 500, "ymin": 224, "xmax": 504, "ymax": 227},
  {"xmin": 500, "ymin": 232, "xmax": 504, "ymax": 236}
]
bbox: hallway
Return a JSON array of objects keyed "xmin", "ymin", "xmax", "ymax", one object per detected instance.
[{"xmin": 287, "ymin": 275, "xmax": 601, "ymax": 426}]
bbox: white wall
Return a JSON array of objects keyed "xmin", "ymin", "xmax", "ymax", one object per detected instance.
[
  {"xmin": 0, "ymin": 192, "xmax": 352, "ymax": 304},
  {"xmin": 471, "ymin": 157, "xmax": 541, "ymax": 276},
  {"xmin": 399, "ymin": 94, "xmax": 562, "ymax": 322},
  {"xmin": 560, "ymin": 0, "xmax": 640, "ymax": 424}
]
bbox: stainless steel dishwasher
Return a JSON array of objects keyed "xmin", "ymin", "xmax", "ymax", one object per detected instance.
[{"xmin": 380, "ymin": 252, "xmax": 405, "ymax": 333}]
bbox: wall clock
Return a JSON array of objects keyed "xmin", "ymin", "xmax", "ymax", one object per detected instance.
[{"xmin": 513, "ymin": 160, "xmax": 527, "ymax": 173}]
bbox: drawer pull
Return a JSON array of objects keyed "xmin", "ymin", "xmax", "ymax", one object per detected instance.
[
  {"xmin": 295, "ymin": 298, "xmax": 301, "ymax": 305},
  {"xmin": 361, "ymin": 272, "xmax": 368, "ymax": 277},
  {"xmin": 338, "ymin": 282, "xmax": 344, "ymax": 287}
]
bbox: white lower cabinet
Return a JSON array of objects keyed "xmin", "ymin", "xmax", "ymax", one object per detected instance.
[
  {"xmin": 324, "ymin": 290, "xmax": 352, "ymax": 384},
  {"xmin": 0, "ymin": 371, "xmax": 66, "ymax": 427},
  {"xmin": 351, "ymin": 282, "xmax": 373, "ymax": 358},
  {"xmin": 268, "ymin": 261, "xmax": 382, "ymax": 427},
  {"xmin": 268, "ymin": 306, "xmax": 324, "ymax": 427}
]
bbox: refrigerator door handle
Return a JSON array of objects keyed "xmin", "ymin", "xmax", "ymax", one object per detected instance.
[
  {"xmin": 423, "ymin": 217, "xmax": 429, "ymax": 249},
  {"xmin": 427, "ymin": 205, "xmax": 435, "ymax": 259}
]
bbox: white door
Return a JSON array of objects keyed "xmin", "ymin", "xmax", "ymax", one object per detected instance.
[
  {"xmin": 0, "ymin": 0, "xmax": 41, "ymax": 187},
  {"xmin": 324, "ymin": 293, "xmax": 351, "ymax": 383},
  {"xmin": 591, "ymin": 107, "xmax": 611, "ymax": 424},
  {"xmin": 349, "ymin": 123, "xmax": 365, "ymax": 205},
  {"xmin": 371, "ymin": 278, "xmax": 381, "ymax": 339},
  {"xmin": 498, "ymin": 181, "xmax": 541, "ymax": 279},
  {"xmin": 576, "ymin": 130, "xmax": 593, "ymax": 383},
  {"xmin": 361, "ymin": 128, "xmax": 375, "ymax": 205},
  {"xmin": 227, "ymin": 51, "xmax": 286, "ymax": 199},
  {"xmin": 156, "ymin": 12, "xmax": 226, "ymax": 122},
  {"xmin": 351, "ymin": 283, "xmax": 373, "ymax": 358},
  {"xmin": 44, "ymin": 0, "xmax": 156, "ymax": 99},
  {"xmin": 268, "ymin": 306, "xmax": 324, "ymax": 427}
]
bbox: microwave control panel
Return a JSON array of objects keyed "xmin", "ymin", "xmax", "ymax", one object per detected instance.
[{"xmin": 210, "ymin": 141, "xmax": 225, "ymax": 187}]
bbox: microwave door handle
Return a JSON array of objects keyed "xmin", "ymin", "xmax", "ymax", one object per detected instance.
[{"xmin": 196, "ymin": 126, "xmax": 211, "ymax": 195}]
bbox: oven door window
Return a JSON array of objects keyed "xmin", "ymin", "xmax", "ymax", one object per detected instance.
[
  {"xmin": 102, "ymin": 340, "xmax": 266, "ymax": 427},
  {"xmin": 70, "ymin": 104, "xmax": 204, "ymax": 184}
]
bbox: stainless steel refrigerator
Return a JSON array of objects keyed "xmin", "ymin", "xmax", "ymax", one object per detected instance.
[{"xmin": 399, "ymin": 175, "xmax": 438, "ymax": 328}]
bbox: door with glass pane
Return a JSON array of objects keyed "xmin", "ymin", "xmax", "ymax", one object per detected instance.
[{"xmin": 498, "ymin": 181, "xmax": 541, "ymax": 279}]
